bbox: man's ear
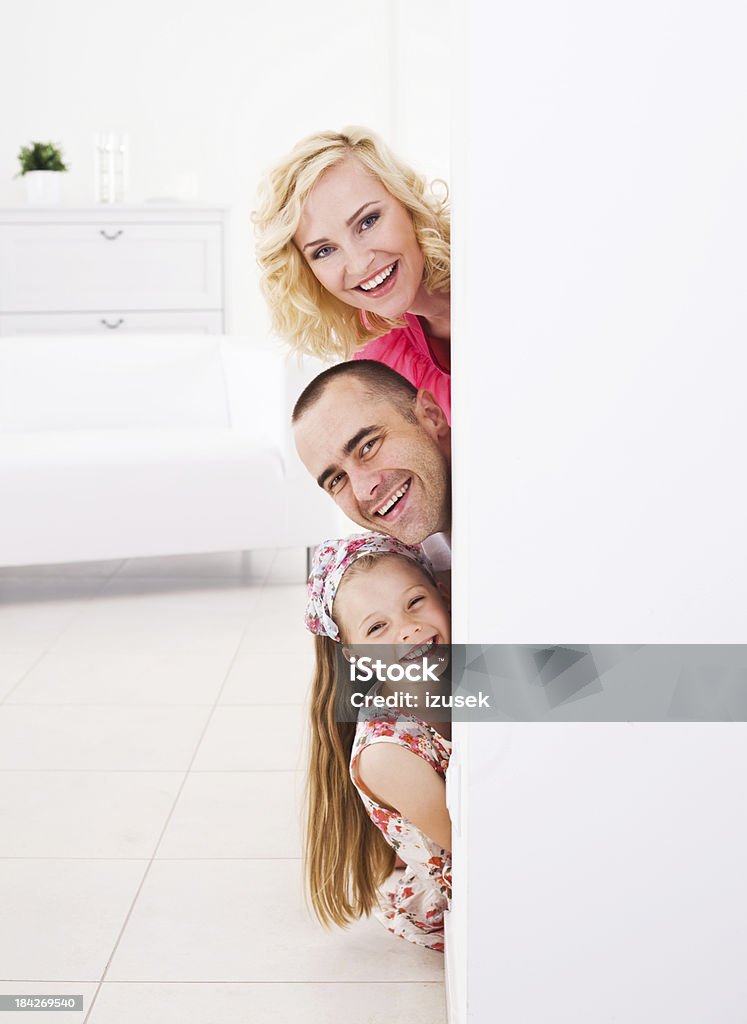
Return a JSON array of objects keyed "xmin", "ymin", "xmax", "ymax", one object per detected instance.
[{"xmin": 415, "ymin": 389, "xmax": 450, "ymax": 441}]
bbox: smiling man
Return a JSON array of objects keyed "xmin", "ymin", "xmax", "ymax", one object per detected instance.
[{"xmin": 292, "ymin": 361, "xmax": 451, "ymax": 551}]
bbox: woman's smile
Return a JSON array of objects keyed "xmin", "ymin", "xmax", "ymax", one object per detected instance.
[{"xmin": 356, "ymin": 259, "xmax": 399, "ymax": 295}]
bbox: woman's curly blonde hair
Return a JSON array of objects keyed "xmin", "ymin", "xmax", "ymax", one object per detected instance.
[{"xmin": 253, "ymin": 126, "xmax": 450, "ymax": 361}]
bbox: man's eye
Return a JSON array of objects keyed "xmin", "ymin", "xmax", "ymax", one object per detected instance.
[
  {"xmin": 312, "ymin": 245, "xmax": 334, "ymax": 260},
  {"xmin": 360, "ymin": 213, "xmax": 379, "ymax": 231},
  {"xmin": 329, "ymin": 473, "xmax": 345, "ymax": 491},
  {"xmin": 361, "ymin": 437, "xmax": 380, "ymax": 456}
]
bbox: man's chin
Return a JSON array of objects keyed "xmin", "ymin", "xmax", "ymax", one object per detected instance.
[{"xmin": 365, "ymin": 515, "xmax": 431, "ymax": 547}]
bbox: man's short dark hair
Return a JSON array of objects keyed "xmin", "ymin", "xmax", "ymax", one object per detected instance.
[{"xmin": 292, "ymin": 360, "xmax": 419, "ymax": 424}]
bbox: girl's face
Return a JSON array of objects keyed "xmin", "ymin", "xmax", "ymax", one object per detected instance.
[
  {"xmin": 334, "ymin": 556, "xmax": 450, "ymax": 662},
  {"xmin": 293, "ymin": 155, "xmax": 425, "ymax": 320}
]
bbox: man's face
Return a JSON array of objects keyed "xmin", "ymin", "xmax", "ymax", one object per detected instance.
[{"xmin": 294, "ymin": 379, "xmax": 451, "ymax": 545}]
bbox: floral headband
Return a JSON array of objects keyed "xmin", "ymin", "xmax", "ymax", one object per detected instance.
[{"xmin": 304, "ymin": 532, "xmax": 436, "ymax": 642}]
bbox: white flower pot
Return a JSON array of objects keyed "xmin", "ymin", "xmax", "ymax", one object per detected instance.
[{"xmin": 23, "ymin": 170, "xmax": 64, "ymax": 205}]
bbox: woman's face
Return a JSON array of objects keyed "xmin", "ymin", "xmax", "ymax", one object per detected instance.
[{"xmin": 293, "ymin": 155, "xmax": 425, "ymax": 319}]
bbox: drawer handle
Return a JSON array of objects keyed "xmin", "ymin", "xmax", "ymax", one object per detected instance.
[
  {"xmin": 101, "ymin": 318, "xmax": 124, "ymax": 329},
  {"xmin": 99, "ymin": 229, "xmax": 123, "ymax": 241}
]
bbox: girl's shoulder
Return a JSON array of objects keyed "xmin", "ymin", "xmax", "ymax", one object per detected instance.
[{"xmin": 351, "ymin": 714, "xmax": 450, "ymax": 777}]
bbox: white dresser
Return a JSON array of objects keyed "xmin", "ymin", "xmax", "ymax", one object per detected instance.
[{"xmin": 0, "ymin": 205, "xmax": 227, "ymax": 335}]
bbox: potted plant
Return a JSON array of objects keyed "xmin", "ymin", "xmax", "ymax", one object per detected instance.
[{"xmin": 16, "ymin": 141, "xmax": 69, "ymax": 205}]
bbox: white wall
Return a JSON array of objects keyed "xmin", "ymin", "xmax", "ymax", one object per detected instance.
[
  {"xmin": 451, "ymin": 2, "xmax": 747, "ymax": 1021},
  {"xmin": 1, "ymin": 0, "xmax": 449, "ymax": 340}
]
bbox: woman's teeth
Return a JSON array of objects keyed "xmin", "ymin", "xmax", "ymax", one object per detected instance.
[
  {"xmin": 359, "ymin": 261, "xmax": 397, "ymax": 292},
  {"xmin": 376, "ymin": 480, "xmax": 410, "ymax": 517}
]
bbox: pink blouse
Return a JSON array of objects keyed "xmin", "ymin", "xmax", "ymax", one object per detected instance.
[{"xmin": 353, "ymin": 313, "xmax": 451, "ymax": 424}]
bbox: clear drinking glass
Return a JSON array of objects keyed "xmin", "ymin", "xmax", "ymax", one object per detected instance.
[{"xmin": 94, "ymin": 132, "xmax": 128, "ymax": 203}]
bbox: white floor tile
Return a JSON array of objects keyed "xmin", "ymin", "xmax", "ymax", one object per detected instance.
[
  {"xmin": 0, "ymin": 706, "xmax": 210, "ymax": 771},
  {"xmin": 157, "ymin": 771, "xmax": 303, "ymax": 859},
  {"xmin": 0, "ymin": 651, "xmax": 43, "ymax": 702},
  {"xmin": 107, "ymin": 860, "xmax": 444, "ymax": 982},
  {"xmin": 0, "ymin": 982, "xmax": 98, "ymax": 1024},
  {"xmin": 0, "ymin": 859, "xmax": 146, "ymax": 980},
  {"xmin": 0, "ymin": 771, "xmax": 181, "ymax": 858},
  {"xmin": 191, "ymin": 706, "xmax": 307, "ymax": 771},
  {"xmin": 8, "ymin": 649, "xmax": 236, "ymax": 706},
  {"xmin": 88, "ymin": 981, "xmax": 446, "ymax": 1024},
  {"xmin": 264, "ymin": 546, "xmax": 307, "ymax": 584},
  {"xmin": 0, "ymin": 579, "xmax": 106, "ymax": 649},
  {"xmin": 52, "ymin": 579, "xmax": 259, "ymax": 654},
  {"xmin": 219, "ymin": 643, "xmax": 314, "ymax": 705}
]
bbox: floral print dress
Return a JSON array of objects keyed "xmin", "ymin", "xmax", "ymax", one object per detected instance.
[{"xmin": 349, "ymin": 713, "xmax": 452, "ymax": 952}]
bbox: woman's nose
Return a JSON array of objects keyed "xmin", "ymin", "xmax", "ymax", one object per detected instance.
[{"xmin": 344, "ymin": 245, "xmax": 375, "ymax": 284}]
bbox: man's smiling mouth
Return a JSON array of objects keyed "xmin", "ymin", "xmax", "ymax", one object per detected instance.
[
  {"xmin": 357, "ymin": 260, "xmax": 398, "ymax": 293},
  {"xmin": 375, "ymin": 478, "xmax": 411, "ymax": 517}
]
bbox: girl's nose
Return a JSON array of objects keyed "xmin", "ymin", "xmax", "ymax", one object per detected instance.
[{"xmin": 400, "ymin": 620, "xmax": 422, "ymax": 643}]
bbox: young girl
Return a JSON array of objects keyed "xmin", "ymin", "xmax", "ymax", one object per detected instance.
[{"xmin": 304, "ymin": 532, "xmax": 452, "ymax": 952}]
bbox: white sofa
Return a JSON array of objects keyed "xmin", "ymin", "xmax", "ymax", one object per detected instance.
[{"xmin": 0, "ymin": 333, "xmax": 338, "ymax": 567}]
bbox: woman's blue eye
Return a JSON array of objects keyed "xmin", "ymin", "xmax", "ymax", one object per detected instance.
[
  {"xmin": 313, "ymin": 245, "xmax": 334, "ymax": 260},
  {"xmin": 360, "ymin": 213, "xmax": 379, "ymax": 230}
]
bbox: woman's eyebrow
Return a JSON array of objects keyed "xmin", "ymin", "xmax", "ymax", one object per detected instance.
[{"xmin": 345, "ymin": 201, "xmax": 379, "ymax": 226}]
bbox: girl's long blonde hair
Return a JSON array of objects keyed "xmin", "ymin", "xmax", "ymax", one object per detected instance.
[
  {"xmin": 305, "ymin": 633, "xmax": 396, "ymax": 927},
  {"xmin": 253, "ymin": 126, "xmax": 450, "ymax": 362}
]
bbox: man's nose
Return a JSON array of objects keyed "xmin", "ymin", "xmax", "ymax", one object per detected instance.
[{"xmin": 348, "ymin": 464, "xmax": 385, "ymax": 503}]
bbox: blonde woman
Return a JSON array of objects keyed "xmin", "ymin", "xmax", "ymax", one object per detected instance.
[{"xmin": 254, "ymin": 127, "xmax": 451, "ymax": 422}]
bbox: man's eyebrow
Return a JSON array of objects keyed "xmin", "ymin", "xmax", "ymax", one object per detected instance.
[
  {"xmin": 343, "ymin": 425, "xmax": 380, "ymax": 457},
  {"xmin": 301, "ymin": 202, "xmax": 379, "ymax": 253},
  {"xmin": 317, "ymin": 465, "xmax": 337, "ymax": 490},
  {"xmin": 316, "ymin": 425, "xmax": 382, "ymax": 490}
]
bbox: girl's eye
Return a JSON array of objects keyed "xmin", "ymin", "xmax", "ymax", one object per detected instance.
[
  {"xmin": 312, "ymin": 244, "xmax": 334, "ymax": 260},
  {"xmin": 408, "ymin": 595, "xmax": 425, "ymax": 609},
  {"xmin": 360, "ymin": 213, "xmax": 379, "ymax": 231},
  {"xmin": 367, "ymin": 622, "xmax": 385, "ymax": 636}
]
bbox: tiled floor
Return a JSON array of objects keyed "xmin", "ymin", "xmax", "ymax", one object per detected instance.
[{"xmin": 0, "ymin": 549, "xmax": 446, "ymax": 1023}]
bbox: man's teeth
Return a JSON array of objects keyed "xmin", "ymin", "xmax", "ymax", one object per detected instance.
[
  {"xmin": 376, "ymin": 480, "xmax": 410, "ymax": 516},
  {"xmin": 359, "ymin": 261, "xmax": 396, "ymax": 291}
]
